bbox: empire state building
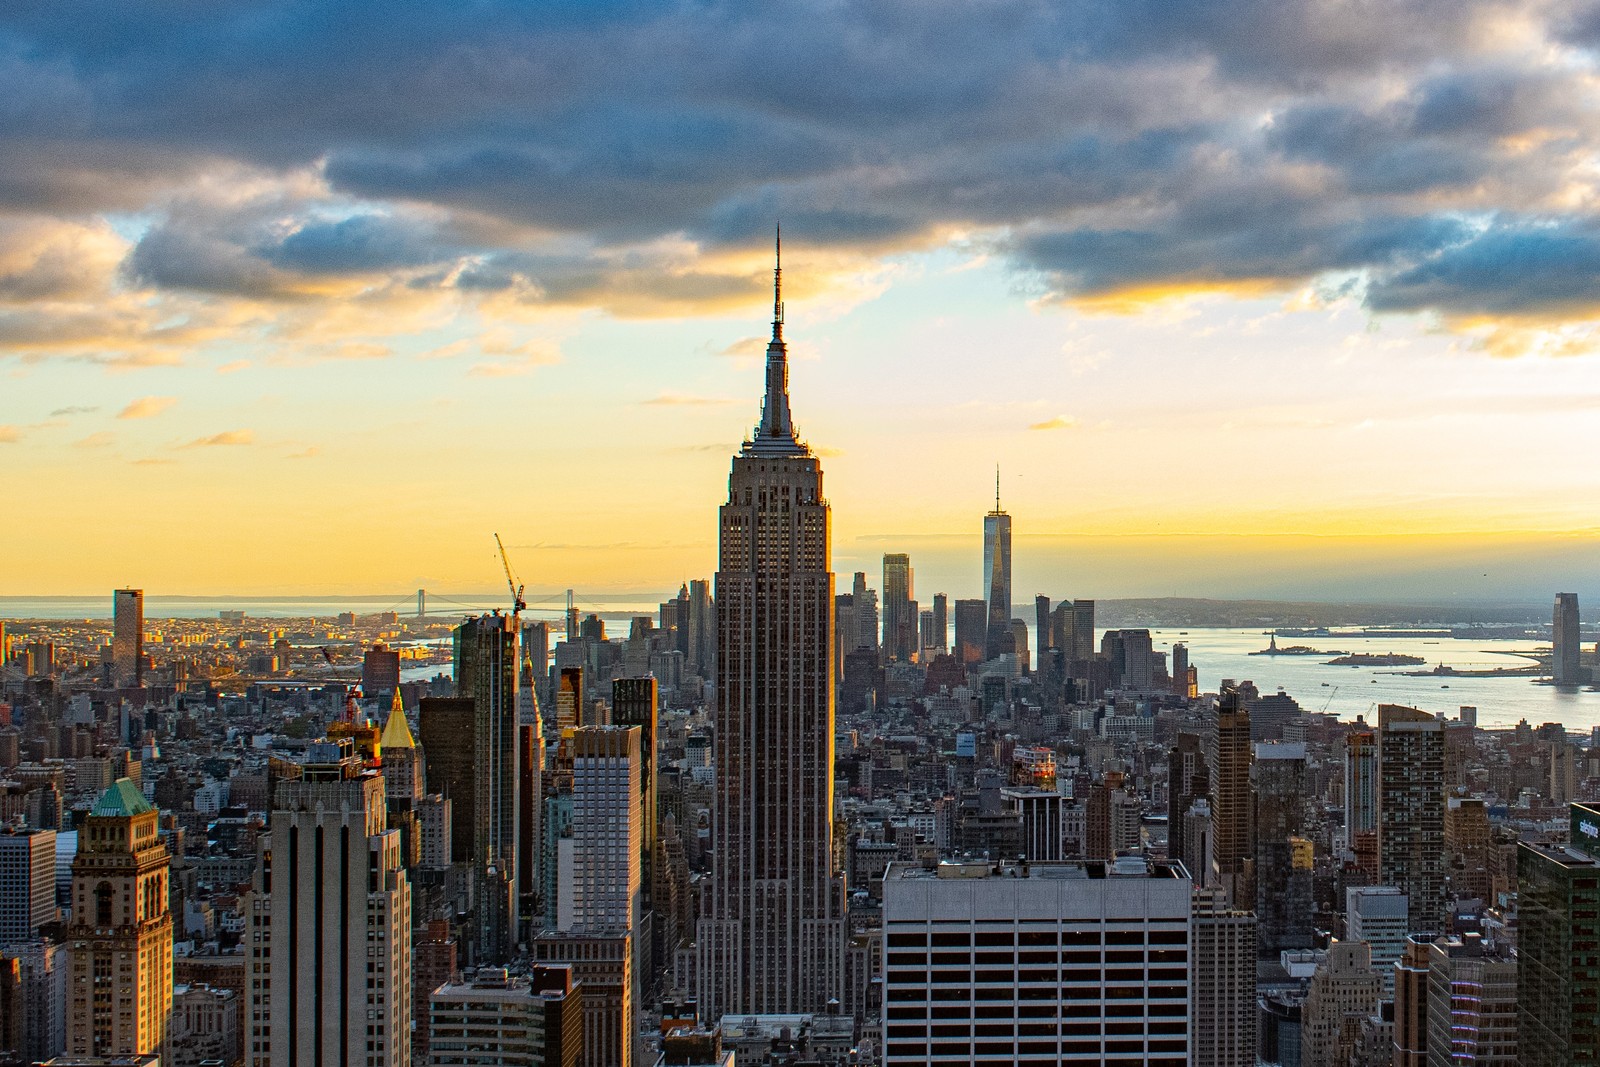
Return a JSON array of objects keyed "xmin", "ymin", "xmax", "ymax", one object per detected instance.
[{"xmin": 697, "ymin": 235, "xmax": 845, "ymax": 1017}]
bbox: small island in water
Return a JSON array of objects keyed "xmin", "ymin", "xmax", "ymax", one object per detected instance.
[
  {"xmin": 1251, "ymin": 634, "xmax": 1348, "ymax": 657},
  {"xmin": 1326, "ymin": 652, "xmax": 1427, "ymax": 667}
]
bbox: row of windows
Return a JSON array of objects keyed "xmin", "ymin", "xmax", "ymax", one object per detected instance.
[
  {"xmin": 885, "ymin": 1039, "xmax": 1186, "ymax": 1060},
  {"xmin": 887, "ymin": 929, "xmax": 1187, "ymax": 947},
  {"xmin": 890, "ymin": 1022, "xmax": 1187, "ymax": 1038},
  {"xmin": 889, "ymin": 949, "xmax": 1187, "ymax": 965},
  {"xmin": 888, "ymin": 1003, "xmax": 1162, "ymax": 1020},
  {"xmin": 887, "ymin": 987, "xmax": 1189, "ymax": 1008}
]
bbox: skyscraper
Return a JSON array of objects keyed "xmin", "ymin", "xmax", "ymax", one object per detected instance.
[
  {"xmin": 557, "ymin": 666, "xmax": 583, "ymax": 731},
  {"xmin": 952, "ymin": 598, "xmax": 986, "ymax": 666},
  {"xmin": 0, "ymin": 828, "xmax": 55, "ymax": 942},
  {"xmin": 881, "ymin": 553, "xmax": 914, "ymax": 662},
  {"xmin": 1167, "ymin": 733, "xmax": 1208, "ymax": 873},
  {"xmin": 362, "ymin": 641, "xmax": 401, "ymax": 700},
  {"xmin": 1190, "ymin": 886, "xmax": 1256, "ymax": 1067},
  {"xmin": 1425, "ymin": 933, "xmax": 1517, "ymax": 1066},
  {"xmin": 698, "ymin": 233, "xmax": 845, "ymax": 1019},
  {"xmin": 457, "ymin": 613, "xmax": 522, "ymax": 961},
  {"xmin": 1071, "ymin": 598, "xmax": 1095, "ymax": 662},
  {"xmin": 1035, "ymin": 594, "xmax": 1051, "ymax": 665},
  {"xmin": 982, "ymin": 471, "xmax": 1012, "ymax": 661},
  {"xmin": 1343, "ymin": 728, "xmax": 1378, "ymax": 836},
  {"xmin": 567, "ymin": 726, "xmax": 643, "ymax": 933},
  {"xmin": 1209, "ymin": 688, "xmax": 1253, "ymax": 906},
  {"xmin": 851, "ymin": 571, "xmax": 879, "ymax": 656},
  {"xmin": 1393, "ymin": 935, "xmax": 1431, "ymax": 1067},
  {"xmin": 610, "ymin": 682, "xmax": 655, "ymax": 849},
  {"xmin": 1299, "ymin": 941, "xmax": 1381, "ymax": 1067},
  {"xmin": 1253, "ymin": 742, "xmax": 1312, "ymax": 954},
  {"xmin": 518, "ymin": 717, "xmax": 545, "ymax": 933},
  {"xmin": 419, "ymin": 695, "xmax": 475, "ymax": 863},
  {"xmin": 1519, "ymin": 801, "xmax": 1600, "ymax": 1066},
  {"xmin": 379, "ymin": 690, "xmax": 423, "ymax": 804},
  {"xmin": 930, "ymin": 593, "xmax": 948, "ymax": 653},
  {"xmin": 66, "ymin": 779, "xmax": 172, "ymax": 1060},
  {"xmin": 1554, "ymin": 592, "xmax": 1583, "ymax": 685},
  {"xmin": 611, "ymin": 678, "xmax": 657, "ymax": 991},
  {"xmin": 111, "ymin": 588, "xmax": 143, "ymax": 689},
  {"xmin": 687, "ymin": 579, "xmax": 714, "ymax": 678},
  {"xmin": 882, "ymin": 857, "xmax": 1191, "ymax": 1065},
  {"xmin": 1346, "ymin": 885, "xmax": 1409, "ymax": 994},
  {"xmin": 244, "ymin": 740, "xmax": 411, "ymax": 1067},
  {"xmin": 1378, "ymin": 704, "xmax": 1446, "ymax": 931}
]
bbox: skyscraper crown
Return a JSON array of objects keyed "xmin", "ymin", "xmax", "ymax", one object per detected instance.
[{"xmin": 747, "ymin": 225, "xmax": 806, "ymax": 457}]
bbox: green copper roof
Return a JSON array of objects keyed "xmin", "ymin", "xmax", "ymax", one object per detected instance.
[{"xmin": 91, "ymin": 778, "xmax": 153, "ymax": 817}]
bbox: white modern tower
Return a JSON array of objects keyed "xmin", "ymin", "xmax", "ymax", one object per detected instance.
[{"xmin": 982, "ymin": 473, "xmax": 1013, "ymax": 659}]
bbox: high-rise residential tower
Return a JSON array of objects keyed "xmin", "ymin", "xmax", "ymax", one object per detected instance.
[
  {"xmin": 66, "ymin": 780, "xmax": 172, "ymax": 1060},
  {"xmin": 698, "ymin": 233, "xmax": 845, "ymax": 1019},
  {"xmin": 1555, "ymin": 592, "xmax": 1583, "ymax": 685},
  {"xmin": 111, "ymin": 588, "xmax": 143, "ymax": 688},
  {"xmin": 244, "ymin": 740, "xmax": 411, "ymax": 1067},
  {"xmin": 557, "ymin": 726, "xmax": 643, "ymax": 933},
  {"xmin": 1190, "ymin": 886, "xmax": 1256, "ymax": 1067},
  {"xmin": 882, "ymin": 553, "xmax": 914, "ymax": 662},
  {"xmin": 982, "ymin": 471, "xmax": 1012, "ymax": 661},
  {"xmin": 1378, "ymin": 704, "xmax": 1446, "ymax": 930}
]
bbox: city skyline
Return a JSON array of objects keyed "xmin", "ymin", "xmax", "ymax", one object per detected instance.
[
  {"xmin": 6, "ymin": 5, "xmax": 1600, "ymax": 1065},
  {"xmin": 6, "ymin": 3, "xmax": 1600, "ymax": 599}
]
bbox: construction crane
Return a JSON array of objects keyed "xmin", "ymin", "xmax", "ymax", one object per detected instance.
[
  {"xmin": 494, "ymin": 533, "xmax": 526, "ymax": 616},
  {"xmin": 1319, "ymin": 686, "xmax": 1339, "ymax": 713}
]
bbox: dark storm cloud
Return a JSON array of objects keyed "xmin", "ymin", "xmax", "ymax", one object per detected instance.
[
  {"xmin": 265, "ymin": 215, "xmax": 453, "ymax": 274},
  {"xmin": 2, "ymin": 0, "xmax": 1599, "ymax": 334},
  {"xmin": 1367, "ymin": 220, "xmax": 1600, "ymax": 318}
]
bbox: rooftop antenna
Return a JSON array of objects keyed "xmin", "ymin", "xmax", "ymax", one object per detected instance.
[
  {"xmin": 995, "ymin": 464, "xmax": 1001, "ymax": 512},
  {"xmin": 773, "ymin": 223, "xmax": 784, "ymax": 341}
]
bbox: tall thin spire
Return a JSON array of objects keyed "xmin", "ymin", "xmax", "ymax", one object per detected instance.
[
  {"xmin": 995, "ymin": 465, "xmax": 1001, "ymax": 512},
  {"xmin": 773, "ymin": 223, "xmax": 784, "ymax": 343},
  {"xmin": 753, "ymin": 223, "xmax": 798, "ymax": 451}
]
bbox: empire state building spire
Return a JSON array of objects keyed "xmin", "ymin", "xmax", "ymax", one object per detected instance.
[
  {"xmin": 753, "ymin": 226, "xmax": 798, "ymax": 452},
  {"xmin": 701, "ymin": 230, "xmax": 845, "ymax": 1018}
]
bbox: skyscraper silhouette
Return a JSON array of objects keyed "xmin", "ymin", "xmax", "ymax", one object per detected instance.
[
  {"xmin": 456, "ymin": 613, "xmax": 522, "ymax": 962},
  {"xmin": 882, "ymin": 553, "xmax": 914, "ymax": 662},
  {"xmin": 111, "ymin": 588, "xmax": 142, "ymax": 689},
  {"xmin": 983, "ymin": 473, "xmax": 1013, "ymax": 660},
  {"xmin": 1554, "ymin": 592, "xmax": 1583, "ymax": 685},
  {"xmin": 698, "ymin": 231, "xmax": 845, "ymax": 1018}
]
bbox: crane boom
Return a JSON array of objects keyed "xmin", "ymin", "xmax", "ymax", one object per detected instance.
[{"xmin": 493, "ymin": 533, "xmax": 526, "ymax": 615}]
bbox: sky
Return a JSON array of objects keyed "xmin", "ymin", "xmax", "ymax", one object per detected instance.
[{"xmin": 4, "ymin": 0, "xmax": 1600, "ymax": 602}]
